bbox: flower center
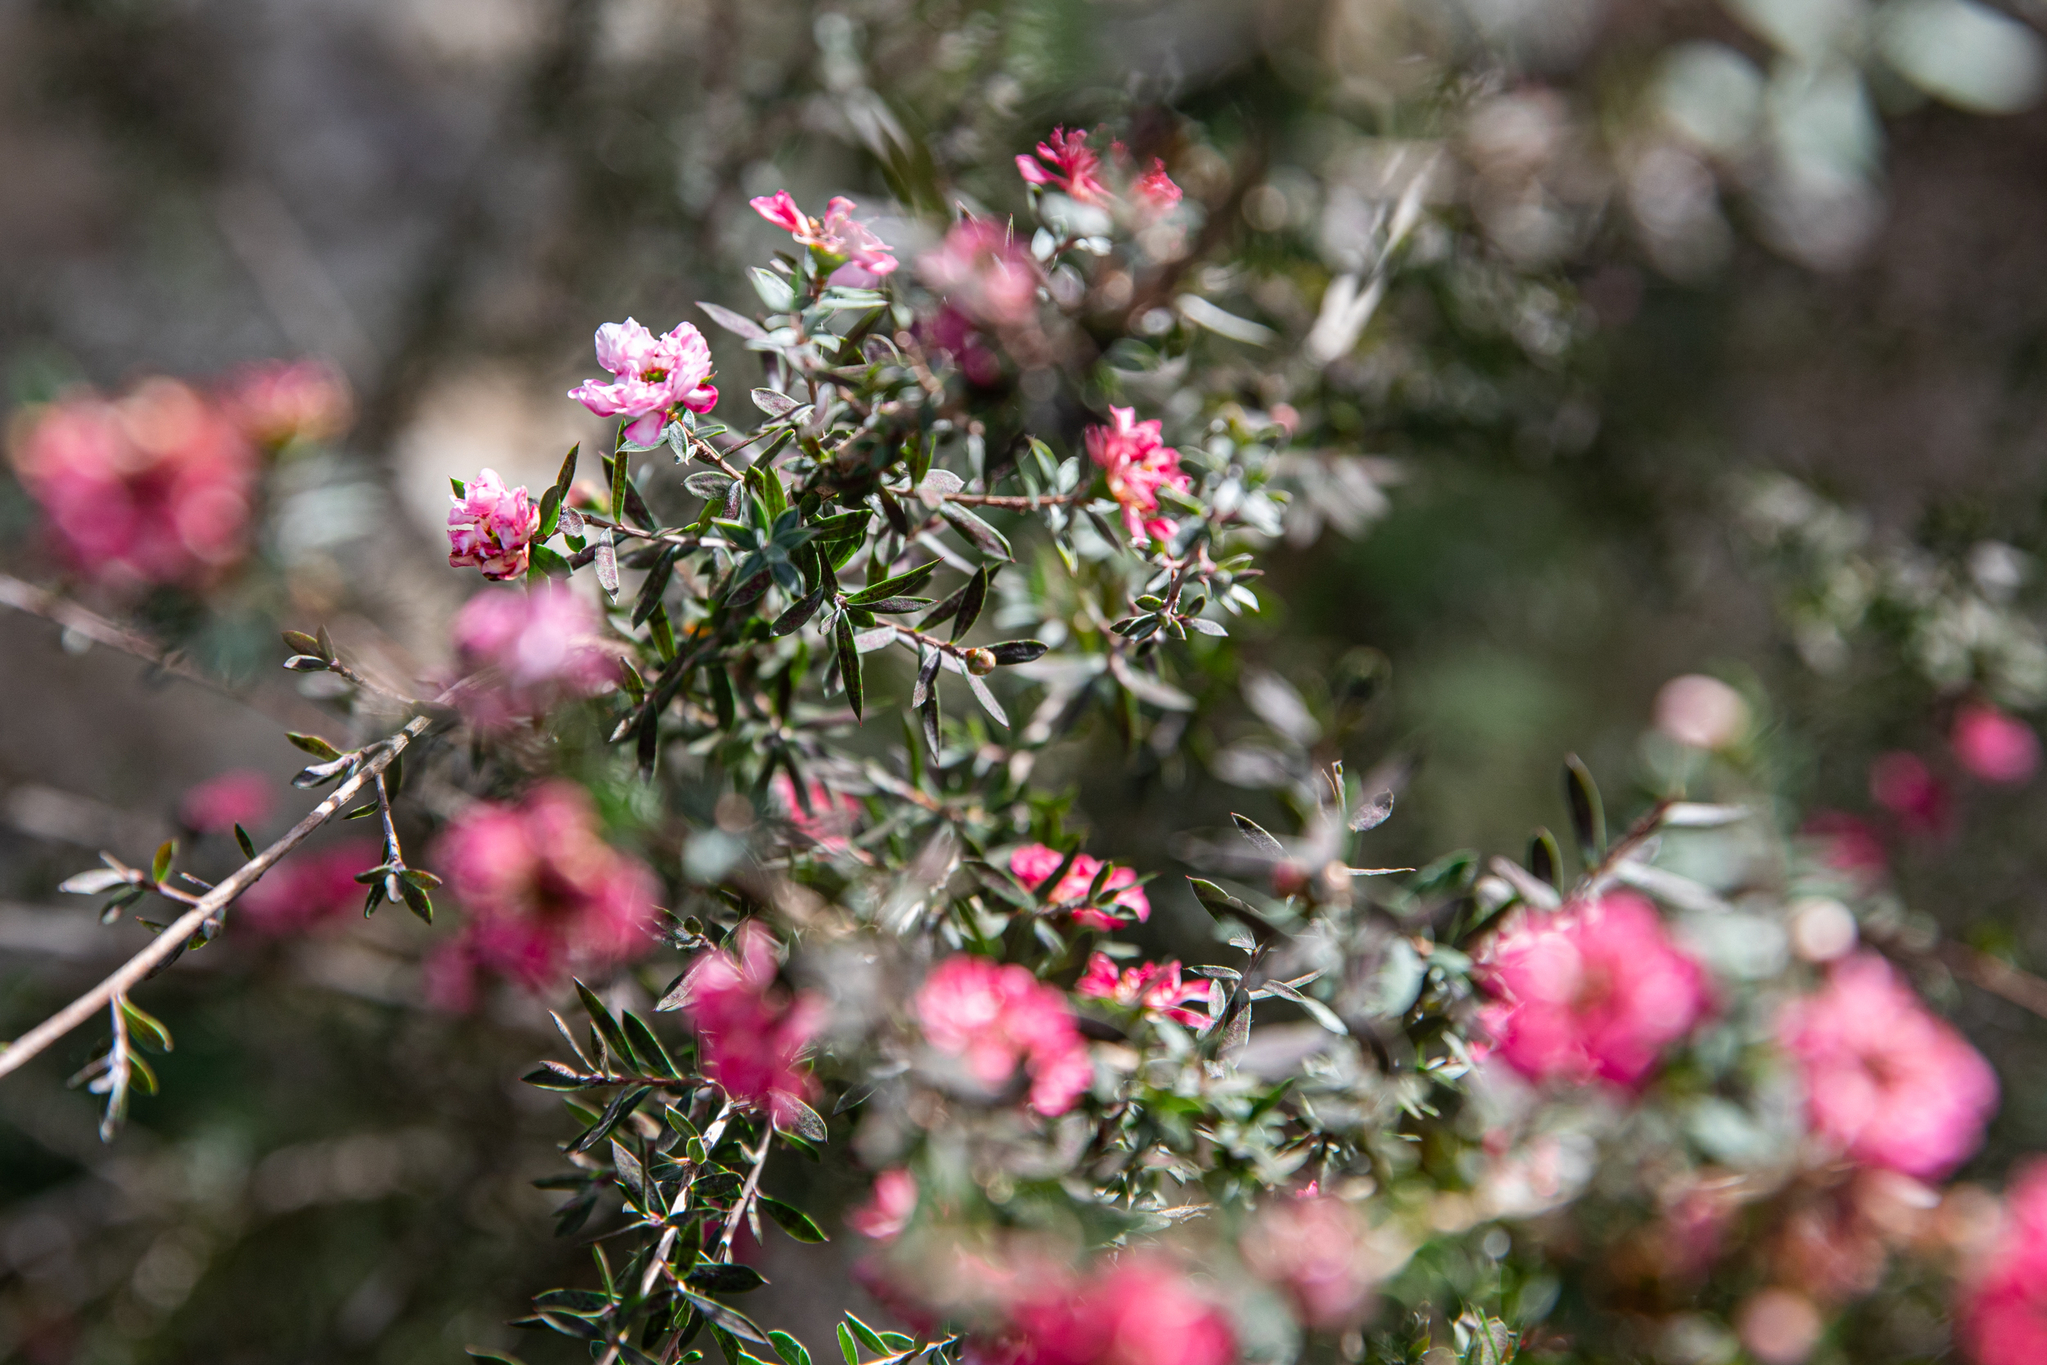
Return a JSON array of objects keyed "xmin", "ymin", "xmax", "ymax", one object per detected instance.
[{"xmin": 642, "ymin": 367, "xmax": 668, "ymax": 382}]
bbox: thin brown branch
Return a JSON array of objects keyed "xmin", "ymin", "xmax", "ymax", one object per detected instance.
[{"xmin": 0, "ymin": 712, "xmax": 436, "ymax": 1081}]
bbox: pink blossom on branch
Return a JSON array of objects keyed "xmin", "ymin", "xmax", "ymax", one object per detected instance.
[
  {"xmin": 769, "ymin": 771, "xmax": 862, "ymax": 854},
  {"xmin": 749, "ymin": 191, "xmax": 899, "ymax": 287},
  {"xmin": 848, "ymin": 1168, "xmax": 918, "ymax": 1241},
  {"xmin": 671, "ymin": 921, "xmax": 824, "ymax": 1126},
  {"xmin": 1132, "ymin": 160, "xmax": 1183, "ymax": 219},
  {"xmin": 10, "ymin": 380, "xmax": 258, "ymax": 590},
  {"xmin": 447, "ymin": 469, "xmax": 541, "ymax": 580},
  {"xmin": 1952, "ymin": 702, "xmax": 2041, "ymax": 785},
  {"xmin": 450, "ymin": 585, "xmax": 619, "ymax": 727},
  {"xmin": 969, "ymin": 1255, "xmax": 1235, "ymax": 1365},
  {"xmin": 1869, "ymin": 751, "xmax": 1950, "ymax": 836},
  {"xmin": 1476, "ymin": 892, "xmax": 1710, "ymax": 1089},
  {"xmin": 1240, "ymin": 1193, "xmax": 1394, "ymax": 1330},
  {"xmin": 567, "ymin": 317, "xmax": 719, "ymax": 445},
  {"xmin": 1084, "ymin": 407, "xmax": 1192, "ymax": 544},
  {"xmin": 1777, "ymin": 951, "xmax": 1997, "ymax": 1180},
  {"xmin": 433, "ymin": 781, "xmax": 660, "ymax": 991},
  {"xmin": 1015, "ymin": 128, "xmax": 1112, "ymax": 206},
  {"xmin": 1009, "ymin": 844, "xmax": 1150, "ymax": 930},
  {"xmin": 919, "ymin": 219, "xmax": 1040, "ymax": 330},
  {"xmin": 1959, "ymin": 1160, "xmax": 2047, "ymax": 1364},
  {"xmin": 916, "ymin": 955, "xmax": 1093, "ymax": 1116},
  {"xmin": 1076, "ymin": 952, "xmax": 1212, "ymax": 1029}
]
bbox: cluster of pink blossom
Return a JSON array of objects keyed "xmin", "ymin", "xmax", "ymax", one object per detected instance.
[
  {"xmin": 768, "ymin": 772, "xmax": 862, "ymax": 854},
  {"xmin": 10, "ymin": 379, "xmax": 259, "ymax": 590},
  {"xmin": 1083, "ymin": 407, "xmax": 1192, "ymax": 544},
  {"xmin": 1075, "ymin": 952, "xmax": 1211, "ymax": 1028},
  {"xmin": 237, "ymin": 840, "xmax": 381, "ymax": 936},
  {"xmin": 1776, "ymin": 951, "xmax": 1998, "ymax": 1180},
  {"xmin": 1952, "ymin": 702, "xmax": 2040, "ymax": 785},
  {"xmin": 915, "ymin": 955, "xmax": 1093, "ymax": 1116},
  {"xmin": 567, "ymin": 318, "xmax": 719, "ymax": 445},
  {"xmin": 965, "ymin": 1255, "xmax": 1234, "ymax": 1365},
  {"xmin": 750, "ymin": 192, "xmax": 899, "ymax": 287},
  {"xmin": 1239, "ymin": 1192, "xmax": 1392, "ymax": 1330},
  {"xmin": 848, "ymin": 1167, "xmax": 919, "ymax": 1241},
  {"xmin": 1870, "ymin": 751, "xmax": 1951, "ymax": 837},
  {"xmin": 220, "ymin": 359, "xmax": 353, "ymax": 449},
  {"xmin": 671, "ymin": 921, "xmax": 823, "ymax": 1125},
  {"xmin": 449, "ymin": 585, "xmax": 619, "ymax": 727},
  {"xmin": 1008, "ymin": 844, "xmax": 1150, "ymax": 930},
  {"xmin": 920, "ymin": 219, "xmax": 1041, "ymax": 333},
  {"xmin": 1476, "ymin": 892, "xmax": 1710, "ymax": 1088},
  {"xmin": 178, "ymin": 768, "xmax": 275, "ymax": 835},
  {"xmin": 1015, "ymin": 127, "xmax": 1182, "ymax": 222},
  {"xmin": 447, "ymin": 470, "xmax": 541, "ymax": 580},
  {"xmin": 1959, "ymin": 1161, "xmax": 2047, "ymax": 1363},
  {"xmin": 431, "ymin": 781, "xmax": 659, "ymax": 995}
]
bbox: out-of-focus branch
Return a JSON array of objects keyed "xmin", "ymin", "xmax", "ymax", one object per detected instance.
[
  {"xmin": 0, "ymin": 574, "xmax": 231, "ymax": 698},
  {"xmin": 0, "ymin": 713, "xmax": 435, "ymax": 1081}
]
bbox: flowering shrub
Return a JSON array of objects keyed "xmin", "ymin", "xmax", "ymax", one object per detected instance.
[{"xmin": 13, "ymin": 104, "xmax": 2047, "ymax": 1365}]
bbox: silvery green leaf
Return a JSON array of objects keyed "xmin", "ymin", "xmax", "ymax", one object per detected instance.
[
  {"xmin": 1660, "ymin": 802, "xmax": 1750, "ymax": 828},
  {"xmin": 59, "ymin": 868, "xmax": 130, "ymax": 895}
]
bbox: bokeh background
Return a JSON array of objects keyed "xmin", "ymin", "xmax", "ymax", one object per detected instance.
[{"xmin": 8, "ymin": 0, "xmax": 2047, "ymax": 1360}]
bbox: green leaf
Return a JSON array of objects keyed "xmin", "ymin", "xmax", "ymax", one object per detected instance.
[
  {"xmin": 573, "ymin": 979, "xmax": 639, "ymax": 1073},
  {"xmin": 1563, "ymin": 754, "xmax": 1606, "ymax": 861},
  {"xmin": 621, "ymin": 1012, "xmax": 677, "ymax": 1078},
  {"xmin": 988, "ymin": 640, "xmax": 1049, "ymax": 665},
  {"xmin": 150, "ymin": 840, "xmax": 176, "ymax": 885},
  {"xmin": 771, "ymin": 585, "xmax": 829, "ymax": 637},
  {"xmin": 449, "ymin": 476, "xmax": 467, "ymax": 499},
  {"xmin": 951, "ymin": 566, "xmax": 989, "ymax": 642},
  {"xmin": 845, "ymin": 560, "xmax": 936, "ymax": 606},
  {"xmin": 464, "ymin": 1349, "xmax": 529, "ymax": 1365},
  {"xmin": 749, "ymin": 267, "xmax": 796, "ymax": 313},
  {"xmin": 834, "ymin": 614, "xmax": 863, "ymax": 721},
  {"xmin": 569, "ymin": 1084, "xmax": 653, "ymax": 1153},
  {"xmin": 233, "ymin": 824, "xmax": 257, "ymax": 859},
  {"xmin": 768, "ymin": 1331, "xmax": 812, "ymax": 1365},
  {"xmin": 633, "ymin": 547, "xmax": 678, "ymax": 626},
  {"xmin": 609, "ymin": 450, "xmax": 630, "ymax": 525},
  {"xmin": 118, "ymin": 997, "xmax": 174, "ymax": 1052},
  {"xmin": 843, "ymin": 1317, "xmax": 887, "ymax": 1354},
  {"xmin": 528, "ymin": 544, "xmax": 572, "ymax": 581},
  {"xmin": 837, "ymin": 1323, "xmax": 859, "ymax": 1365},
  {"xmin": 398, "ymin": 879, "xmax": 434, "ymax": 924},
  {"xmin": 773, "ymin": 1096, "xmax": 828, "ymax": 1144},
  {"xmin": 552, "ymin": 443, "xmax": 579, "ymax": 499},
  {"xmin": 758, "ymin": 1195, "xmax": 828, "ymax": 1243},
  {"xmin": 281, "ymin": 628, "xmax": 324, "ymax": 658},
  {"xmin": 937, "ymin": 503, "xmax": 1013, "ymax": 560},
  {"xmin": 537, "ymin": 483, "xmax": 563, "ymax": 541},
  {"xmin": 684, "ymin": 1263, "xmax": 767, "ymax": 1294},
  {"xmin": 1527, "ymin": 827, "xmax": 1562, "ymax": 891},
  {"xmin": 1231, "ymin": 813, "xmax": 1285, "ymax": 858},
  {"xmin": 286, "ymin": 732, "xmax": 343, "ymax": 761}
]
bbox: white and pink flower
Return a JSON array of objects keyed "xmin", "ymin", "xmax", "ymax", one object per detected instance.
[
  {"xmin": 568, "ymin": 317, "xmax": 719, "ymax": 444},
  {"xmin": 447, "ymin": 469, "xmax": 541, "ymax": 580},
  {"xmin": 1009, "ymin": 844, "xmax": 1150, "ymax": 930},
  {"xmin": 1083, "ymin": 407, "xmax": 1192, "ymax": 544},
  {"xmin": 1075, "ymin": 952, "xmax": 1211, "ymax": 1029},
  {"xmin": 450, "ymin": 585, "xmax": 619, "ymax": 727},
  {"xmin": 916, "ymin": 955, "xmax": 1093, "ymax": 1117},
  {"xmin": 671, "ymin": 921, "xmax": 824, "ymax": 1127},
  {"xmin": 750, "ymin": 191, "xmax": 899, "ymax": 287}
]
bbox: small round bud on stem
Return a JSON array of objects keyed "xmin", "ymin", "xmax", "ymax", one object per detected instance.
[{"xmin": 964, "ymin": 648, "xmax": 998, "ymax": 676}]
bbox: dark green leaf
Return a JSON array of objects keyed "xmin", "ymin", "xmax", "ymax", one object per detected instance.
[
  {"xmin": 621, "ymin": 1012, "xmax": 677, "ymax": 1077},
  {"xmin": 768, "ymin": 1331, "xmax": 812, "ymax": 1365},
  {"xmin": 1563, "ymin": 754, "xmax": 1606, "ymax": 860},
  {"xmin": 843, "ymin": 1317, "xmax": 887, "ymax": 1354},
  {"xmin": 1527, "ymin": 827, "xmax": 1562, "ymax": 891},
  {"xmin": 773, "ymin": 1097, "xmax": 828, "ymax": 1144},
  {"xmin": 281, "ymin": 629, "xmax": 324, "ymax": 658},
  {"xmin": 610, "ymin": 450, "xmax": 631, "ymax": 525},
  {"xmin": 537, "ymin": 483, "xmax": 564, "ymax": 541},
  {"xmin": 633, "ymin": 547, "xmax": 678, "ymax": 626},
  {"xmin": 759, "ymin": 1196, "xmax": 828, "ymax": 1244},
  {"xmin": 834, "ymin": 615, "xmax": 863, "ymax": 721},
  {"xmin": 465, "ymin": 1349, "xmax": 530, "ymax": 1364},
  {"xmin": 529, "ymin": 544, "xmax": 572, "ymax": 580},
  {"xmin": 771, "ymin": 585, "xmax": 829, "ymax": 636},
  {"xmin": 398, "ymin": 879, "xmax": 434, "ymax": 924},
  {"xmin": 685, "ymin": 1263, "xmax": 767, "ymax": 1294},
  {"xmin": 574, "ymin": 979, "xmax": 639, "ymax": 1072},
  {"xmin": 233, "ymin": 824, "xmax": 257, "ymax": 859},
  {"xmin": 845, "ymin": 561, "xmax": 937, "ymax": 606},
  {"xmin": 988, "ymin": 640, "xmax": 1048, "ymax": 665},
  {"xmin": 951, "ymin": 566, "xmax": 989, "ymax": 642},
  {"xmin": 569, "ymin": 1085, "xmax": 653, "ymax": 1154},
  {"xmin": 851, "ymin": 596, "xmax": 931, "ymax": 614},
  {"xmin": 938, "ymin": 504, "xmax": 1012, "ymax": 560},
  {"xmin": 286, "ymin": 732, "xmax": 343, "ymax": 761}
]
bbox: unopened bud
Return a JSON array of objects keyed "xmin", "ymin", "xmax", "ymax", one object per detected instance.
[{"xmin": 965, "ymin": 648, "xmax": 998, "ymax": 676}]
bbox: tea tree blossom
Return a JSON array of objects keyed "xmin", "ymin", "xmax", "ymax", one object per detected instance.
[
  {"xmin": 446, "ymin": 469, "xmax": 541, "ymax": 580},
  {"xmin": 434, "ymin": 781, "xmax": 659, "ymax": 990},
  {"xmin": 1777, "ymin": 951, "xmax": 1998, "ymax": 1179},
  {"xmin": 1869, "ymin": 751, "xmax": 1950, "ymax": 835},
  {"xmin": 237, "ymin": 840, "xmax": 380, "ymax": 936},
  {"xmin": 974, "ymin": 1255, "xmax": 1235, "ymax": 1365},
  {"xmin": 915, "ymin": 955, "xmax": 1092, "ymax": 1116},
  {"xmin": 1240, "ymin": 1193, "xmax": 1397, "ymax": 1330},
  {"xmin": 449, "ymin": 585, "xmax": 618, "ymax": 726},
  {"xmin": 671, "ymin": 921, "xmax": 823, "ymax": 1125},
  {"xmin": 567, "ymin": 317, "xmax": 719, "ymax": 444},
  {"xmin": 1132, "ymin": 160, "xmax": 1182, "ymax": 218},
  {"xmin": 1477, "ymin": 892, "xmax": 1710, "ymax": 1088},
  {"xmin": 1009, "ymin": 844, "xmax": 1150, "ymax": 929},
  {"xmin": 750, "ymin": 191, "xmax": 898, "ymax": 286},
  {"xmin": 769, "ymin": 771, "xmax": 862, "ymax": 854},
  {"xmin": 848, "ymin": 1168, "xmax": 918, "ymax": 1241},
  {"xmin": 1952, "ymin": 702, "xmax": 2040, "ymax": 785},
  {"xmin": 1959, "ymin": 1161, "xmax": 2047, "ymax": 1364},
  {"xmin": 222, "ymin": 359, "xmax": 353, "ymax": 448},
  {"xmin": 1075, "ymin": 952, "xmax": 1211, "ymax": 1028},
  {"xmin": 1083, "ymin": 407, "xmax": 1191, "ymax": 544},
  {"xmin": 178, "ymin": 769, "xmax": 274, "ymax": 835},
  {"xmin": 920, "ymin": 218, "xmax": 1040, "ymax": 329},
  {"xmin": 1015, "ymin": 127, "xmax": 1111, "ymax": 206}
]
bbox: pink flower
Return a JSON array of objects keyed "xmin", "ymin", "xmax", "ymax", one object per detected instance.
[
  {"xmin": 1958, "ymin": 1161, "xmax": 2047, "ymax": 1364},
  {"xmin": 238, "ymin": 839, "xmax": 380, "ymax": 936},
  {"xmin": 671, "ymin": 921, "xmax": 824, "ymax": 1125},
  {"xmin": 222, "ymin": 359, "xmax": 353, "ymax": 448},
  {"xmin": 971, "ymin": 1255, "xmax": 1235, "ymax": 1365},
  {"xmin": 1777, "ymin": 951, "xmax": 1997, "ymax": 1180},
  {"xmin": 1083, "ymin": 408, "xmax": 1192, "ymax": 544},
  {"xmin": 916, "ymin": 955, "xmax": 1093, "ymax": 1116},
  {"xmin": 567, "ymin": 317, "xmax": 719, "ymax": 445},
  {"xmin": 179, "ymin": 769, "xmax": 274, "ymax": 835},
  {"xmin": 10, "ymin": 380, "xmax": 258, "ymax": 590},
  {"xmin": 1241, "ymin": 1195, "xmax": 1388, "ymax": 1330},
  {"xmin": 1132, "ymin": 161, "xmax": 1182, "ymax": 220},
  {"xmin": 1477, "ymin": 892, "xmax": 1710, "ymax": 1089},
  {"xmin": 848, "ymin": 1168, "xmax": 918, "ymax": 1241},
  {"xmin": 1076, "ymin": 952, "xmax": 1211, "ymax": 1029},
  {"xmin": 450, "ymin": 585, "xmax": 619, "ymax": 726},
  {"xmin": 919, "ymin": 219, "xmax": 1040, "ymax": 329},
  {"xmin": 447, "ymin": 469, "xmax": 541, "ymax": 580},
  {"xmin": 434, "ymin": 781, "xmax": 660, "ymax": 989},
  {"xmin": 750, "ymin": 191, "xmax": 899, "ymax": 286},
  {"xmin": 769, "ymin": 771, "xmax": 862, "ymax": 854},
  {"xmin": 1869, "ymin": 751, "xmax": 1950, "ymax": 836},
  {"xmin": 1801, "ymin": 811, "xmax": 1889, "ymax": 883},
  {"xmin": 1015, "ymin": 128, "xmax": 1111, "ymax": 206},
  {"xmin": 1953, "ymin": 703, "xmax": 2040, "ymax": 785},
  {"xmin": 1009, "ymin": 844, "xmax": 1150, "ymax": 930}
]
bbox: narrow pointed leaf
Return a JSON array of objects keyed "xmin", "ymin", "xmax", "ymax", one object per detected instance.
[{"xmin": 835, "ymin": 614, "xmax": 863, "ymax": 720}]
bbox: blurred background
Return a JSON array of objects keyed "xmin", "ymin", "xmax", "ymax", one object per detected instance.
[{"xmin": 8, "ymin": 0, "xmax": 2047, "ymax": 1360}]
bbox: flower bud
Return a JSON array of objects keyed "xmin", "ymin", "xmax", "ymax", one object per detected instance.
[{"xmin": 965, "ymin": 648, "xmax": 998, "ymax": 676}]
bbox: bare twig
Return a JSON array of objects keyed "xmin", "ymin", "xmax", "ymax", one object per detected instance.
[
  {"xmin": 716, "ymin": 1126, "xmax": 771, "ymax": 1263},
  {"xmin": 0, "ymin": 712, "xmax": 436, "ymax": 1080}
]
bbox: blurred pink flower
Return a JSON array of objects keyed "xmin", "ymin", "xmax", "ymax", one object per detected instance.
[
  {"xmin": 1084, "ymin": 407, "xmax": 1191, "ymax": 544},
  {"xmin": 1241, "ymin": 1194, "xmax": 1388, "ymax": 1329},
  {"xmin": 451, "ymin": 585, "xmax": 619, "ymax": 727},
  {"xmin": 1132, "ymin": 161, "xmax": 1182, "ymax": 219},
  {"xmin": 671, "ymin": 921, "xmax": 824, "ymax": 1125},
  {"xmin": 238, "ymin": 840, "xmax": 380, "ymax": 936},
  {"xmin": 971, "ymin": 1255, "xmax": 1235, "ymax": 1365},
  {"xmin": 1952, "ymin": 703, "xmax": 2040, "ymax": 785},
  {"xmin": 916, "ymin": 955, "xmax": 1093, "ymax": 1116},
  {"xmin": 1009, "ymin": 844, "xmax": 1150, "ymax": 930},
  {"xmin": 1959, "ymin": 1160, "xmax": 2047, "ymax": 1364},
  {"xmin": 222, "ymin": 359, "xmax": 353, "ymax": 448},
  {"xmin": 567, "ymin": 317, "xmax": 719, "ymax": 444},
  {"xmin": 1653, "ymin": 674, "xmax": 1750, "ymax": 750},
  {"xmin": 920, "ymin": 219, "xmax": 1040, "ymax": 329},
  {"xmin": 750, "ymin": 191, "xmax": 899, "ymax": 286},
  {"xmin": 1076, "ymin": 952, "xmax": 1211, "ymax": 1029},
  {"xmin": 1476, "ymin": 892, "xmax": 1709, "ymax": 1089},
  {"xmin": 10, "ymin": 379, "xmax": 257, "ymax": 590},
  {"xmin": 1777, "ymin": 951, "xmax": 1997, "ymax": 1180},
  {"xmin": 1869, "ymin": 751, "xmax": 1950, "ymax": 836},
  {"xmin": 433, "ymin": 781, "xmax": 659, "ymax": 990},
  {"xmin": 848, "ymin": 1168, "xmax": 918, "ymax": 1241},
  {"xmin": 447, "ymin": 469, "xmax": 541, "ymax": 581},
  {"xmin": 1015, "ymin": 128, "xmax": 1111, "ymax": 206},
  {"xmin": 1800, "ymin": 811, "xmax": 1888, "ymax": 884},
  {"xmin": 769, "ymin": 771, "xmax": 862, "ymax": 854},
  {"xmin": 179, "ymin": 769, "xmax": 274, "ymax": 835}
]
